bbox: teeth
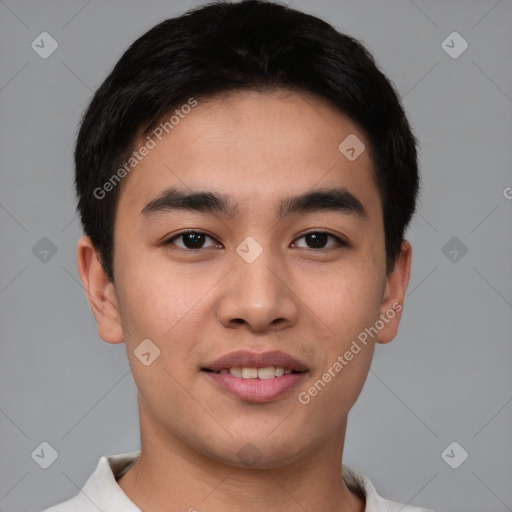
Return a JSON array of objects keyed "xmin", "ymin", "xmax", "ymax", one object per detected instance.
[
  {"xmin": 242, "ymin": 368, "xmax": 258, "ymax": 379},
  {"xmin": 257, "ymin": 367, "xmax": 276, "ymax": 380},
  {"xmin": 225, "ymin": 366, "xmax": 290, "ymax": 379}
]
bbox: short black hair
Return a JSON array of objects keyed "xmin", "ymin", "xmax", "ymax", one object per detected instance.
[{"xmin": 75, "ymin": 0, "xmax": 420, "ymax": 282}]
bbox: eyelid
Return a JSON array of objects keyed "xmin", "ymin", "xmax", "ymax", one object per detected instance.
[
  {"xmin": 291, "ymin": 230, "xmax": 348, "ymax": 249},
  {"xmin": 163, "ymin": 229, "xmax": 348, "ymax": 250},
  {"xmin": 164, "ymin": 230, "xmax": 221, "ymax": 249}
]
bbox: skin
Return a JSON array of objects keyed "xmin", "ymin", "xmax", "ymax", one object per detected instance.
[{"xmin": 77, "ymin": 89, "xmax": 412, "ymax": 512}]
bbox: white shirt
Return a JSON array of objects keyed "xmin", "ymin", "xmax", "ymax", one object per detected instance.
[{"xmin": 41, "ymin": 450, "xmax": 434, "ymax": 512}]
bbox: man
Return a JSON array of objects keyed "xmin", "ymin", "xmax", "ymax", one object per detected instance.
[{"xmin": 43, "ymin": 1, "xmax": 433, "ymax": 510}]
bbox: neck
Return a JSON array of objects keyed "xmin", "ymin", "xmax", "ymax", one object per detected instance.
[{"xmin": 117, "ymin": 414, "xmax": 364, "ymax": 512}]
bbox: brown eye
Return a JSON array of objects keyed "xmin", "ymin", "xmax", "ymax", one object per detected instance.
[
  {"xmin": 292, "ymin": 232, "xmax": 346, "ymax": 249},
  {"xmin": 165, "ymin": 231, "xmax": 219, "ymax": 250}
]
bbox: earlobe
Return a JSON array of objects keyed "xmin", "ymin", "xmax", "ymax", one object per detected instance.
[
  {"xmin": 76, "ymin": 235, "xmax": 124, "ymax": 344},
  {"xmin": 376, "ymin": 240, "xmax": 412, "ymax": 345}
]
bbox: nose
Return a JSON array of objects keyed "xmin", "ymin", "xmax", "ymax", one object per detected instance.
[{"xmin": 216, "ymin": 247, "xmax": 300, "ymax": 334}]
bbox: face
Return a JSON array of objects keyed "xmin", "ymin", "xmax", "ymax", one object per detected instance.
[{"xmin": 78, "ymin": 89, "xmax": 411, "ymax": 468}]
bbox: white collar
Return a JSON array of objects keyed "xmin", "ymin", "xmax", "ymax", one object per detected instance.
[{"xmin": 45, "ymin": 450, "xmax": 433, "ymax": 512}]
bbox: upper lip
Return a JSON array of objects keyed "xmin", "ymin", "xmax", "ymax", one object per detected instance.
[{"xmin": 202, "ymin": 350, "xmax": 309, "ymax": 372}]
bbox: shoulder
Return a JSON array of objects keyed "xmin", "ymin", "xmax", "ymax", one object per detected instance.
[
  {"xmin": 342, "ymin": 465, "xmax": 436, "ymax": 512},
  {"xmin": 377, "ymin": 499, "xmax": 436, "ymax": 512},
  {"xmin": 39, "ymin": 450, "xmax": 141, "ymax": 512},
  {"xmin": 40, "ymin": 493, "xmax": 96, "ymax": 512}
]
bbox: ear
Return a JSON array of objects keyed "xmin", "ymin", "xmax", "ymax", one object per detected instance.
[
  {"xmin": 376, "ymin": 240, "xmax": 412, "ymax": 345},
  {"xmin": 76, "ymin": 235, "xmax": 124, "ymax": 344}
]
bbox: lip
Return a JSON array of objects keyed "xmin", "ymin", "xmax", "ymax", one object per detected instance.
[
  {"xmin": 201, "ymin": 350, "xmax": 310, "ymax": 403},
  {"xmin": 203, "ymin": 371, "xmax": 308, "ymax": 403},
  {"xmin": 202, "ymin": 349, "xmax": 309, "ymax": 373}
]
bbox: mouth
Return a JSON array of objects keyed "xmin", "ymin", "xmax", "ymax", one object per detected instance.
[
  {"xmin": 201, "ymin": 350, "xmax": 309, "ymax": 402},
  {"xmin": 202, "ymin": 366, "xmax": 302, "ymax": 379}
]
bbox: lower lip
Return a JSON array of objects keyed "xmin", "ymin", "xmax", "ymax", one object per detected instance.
[{"xmin": 203, "ymin": 371, "xmax": 308, "ymax": 403}]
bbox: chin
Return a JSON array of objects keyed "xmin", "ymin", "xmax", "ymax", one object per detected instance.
[{"xmin": 200, "ymin": 434, "xmax": 306, "ymax": 470}]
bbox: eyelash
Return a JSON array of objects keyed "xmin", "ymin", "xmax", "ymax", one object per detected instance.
[{"xmin": 163, "ymin": 230, "xmax": 348, "ymax": 251}]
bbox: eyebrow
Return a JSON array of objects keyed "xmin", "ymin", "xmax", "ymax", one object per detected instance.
[{"xmin": 140, "ymin": 186, "xmax": 367, "ymax": 221}]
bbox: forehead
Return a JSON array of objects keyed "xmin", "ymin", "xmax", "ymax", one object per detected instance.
[{"xmin": 115, "ymin": 89, "xmax": 381, "ymax": 224}]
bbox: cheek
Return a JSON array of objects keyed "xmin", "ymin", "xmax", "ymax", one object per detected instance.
[
  {"xmin": 306, "ymin": 259, "xmax": 384, "ymax": 340},
  {"xmin": 115, "ymin": 261, "xmax": 202, "ymax": 410},
  {"xmin": 114, "ymin": 247, "xmax": 192, "ymax": 337},
  {"xmin": 113, "ymin": 253, "xmax": 212, "ymax": 380},
  {"xmin": 295, "ymin": 330, "xmax": 375, "ymax": 426},
  {"xmin": 299, "ymin": 262, "xmax": 382, "ymax": 408}
]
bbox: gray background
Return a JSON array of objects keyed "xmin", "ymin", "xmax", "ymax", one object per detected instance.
[{"xmin": 1, "ymin": 1, "xmax": 511, "ymax": 511}]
